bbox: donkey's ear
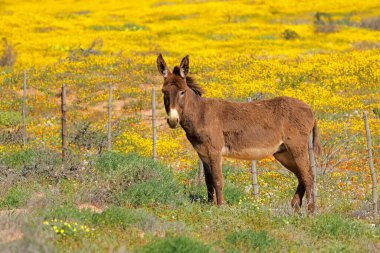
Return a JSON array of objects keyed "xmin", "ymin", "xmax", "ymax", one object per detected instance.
[
  {"xmin": 179, "ymin": 55, "xmax": 189, "ymax": 78},
  {"xmin": 157, "ymin": 54, "xmax": 169, "ymax": 78}
]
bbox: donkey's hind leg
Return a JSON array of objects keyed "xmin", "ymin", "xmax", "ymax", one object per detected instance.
[
  {"xmin": 274, "ymin": 150, "xmax": 305, "ymax": 212},
  {"xmin": 284, "ymin": 141, "xmax": 315, "ymax": 214}
]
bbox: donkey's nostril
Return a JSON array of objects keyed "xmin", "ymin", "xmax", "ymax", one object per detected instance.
[{"xmin": 167, "ymin": 118, "xmax": 179, "ymax": 129}]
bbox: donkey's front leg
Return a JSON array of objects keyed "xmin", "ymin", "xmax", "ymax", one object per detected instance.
[
  {"xmin": 201, "ymin": 160, "xmax": 216, "ymax": 204},
  {"xmin": 209, "ymin": 154, "xmax": 224, "ymax": 205}
]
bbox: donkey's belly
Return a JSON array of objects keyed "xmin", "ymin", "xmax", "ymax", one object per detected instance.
[{"xmin": 221, "ymin": 143, "xmax": 282, "ymax": 160}]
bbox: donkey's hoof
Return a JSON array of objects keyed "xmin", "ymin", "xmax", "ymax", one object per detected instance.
[
  {"xmin": 217, "ymin": 201, "xmax": 225, "ymax": 206},
  {"xmin": 291, "ymin": 197, "xmax": 302, "ymax": 212},
  {"xmin": 207, "ymin": 197, "xmax": 217, "ymax": 205},
  {"xmin": 307, "ymin": 202, "xmax": 315, "ymax": 214},
  {"xmin": 291, "ymin": 204, "xmax": 301, "ymax": 213}
]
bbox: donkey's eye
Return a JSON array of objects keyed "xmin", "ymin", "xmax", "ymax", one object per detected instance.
[{"xmin": 180, "ymin": 90, "xmax": 186, "ymax": 96}]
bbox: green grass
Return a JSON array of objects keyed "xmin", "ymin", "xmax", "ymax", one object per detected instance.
[
  {"xmin": 0, "ymin": 185, "xmax": 31, "ymax": 209},
  {"xmin": 0, "ymin": 111, "xmax": 22, "ymax": 127},
  {"xmin": 95, "ymin": 152, "xmax": 186, "ymax": 206},
  {"xmin": 41, "ymin": 205, "xmax": 152, "ymax": 230},
  {"xmin": 310, "ymin": 213, "xmax": 366, "ymax": 240},
  {"xmin": 225, "ymin": 230, "xmax": 278, "ymax": 252},
  {"xmin": 0, "ymin": 151, "xmax": 379, "ymax": 252},
  {"xmin": 138, "ymin": 236, "xmax": 211, "ymax": 253},
  {"xmin": 0, "ymin": 148, "xmax": 63, "ymax": 174},
  {"xmin": 89, "ymin": 23, "xmax": 145, "ymax": 31}
]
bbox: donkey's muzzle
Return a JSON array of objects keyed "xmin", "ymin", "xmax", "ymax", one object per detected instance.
[
  {"xmin": 167, "ymin": 118, "xmax": 179, "ymax": 129},
  {"xmin": 167, "ymin": 109, "xmax": 179, "ymax": 129}
]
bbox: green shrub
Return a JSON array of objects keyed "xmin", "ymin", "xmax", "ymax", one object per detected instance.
[
  {"xmin": 90, "ymin": 23, "xmax": 145, "ymax": 31},
  {"xmin": 96, "ymin": 153, "xmax": 185, "ymax": 206},
  {"xmin": 43, "ymin": 205, "xmax": 81, "ymax": 220},
  {"xmin": 91, "ymin": 206, "xmax": 143, "ymax": 229},
  {"xmin": 361, "ymin": 16, "xmax": 380, "ymax": 31},
  {"xmin": 1, "ymin": 149, "xmax": 35, "ymax": 169},
  {"xmin": 0, "ymin": 111, "xmax": 22, "ymax": 127},
  {"xmin": 183, "ymin": 164, "xmax": 246, "ymax": 205},
  {"xmin": 226, "ymin": 230, "xmax": 276, "ymax": 252},
  {"xmin": 314, "ymin": 12, "xmax": 339, "ymax": 33},
  {"xmin": 222, "ymin": 165, "xmax": 246, "ymax": 205},
  {"xmin": 0, "ymin": 147, "xmax": 83, "ymax": 180},
  {"xmin": 69, "ymin": 121, "xmax": 107, "ymax": 152},
  {"xmin": 322, "ymin": 241, "xmax": 351, "ymax": 252},
  {"xmin": 138, "ymin": 236, "xmax": 211, "ymax": 253},
  {"xmin": 223, "ymin": 181, "xmax": 245, "ymax": 205},
  {"xmin": 42, "ymin": 205, "xmax": 144, "ymax": 229},
  {"xmin": 310, "ymin": 213, "xmax": 365, "ymax": 240},
  {"xmin": 0, "ymin": 111, "xmax": 22, "ymax": 145},
  {"xmin": 373, "ymin": 108, "xmax": 380, "ymax": 118},
  {"xmin": 1, "ymin": 148, "xmax": 61, "ymax": 170},
  {"xmin": 282, "ymin": 29, "xmax": 299, "ymax": 40},
  {"xmin": 95, "ymin": 152, "xmax": 130, "ymax": 173},
  {"xmin": 0, "ymin": 38, "xmax": 16, "ymax": 67},
  {"xmin": 0, "ymin": 185, "xmax": 30, "ymax": 209}
]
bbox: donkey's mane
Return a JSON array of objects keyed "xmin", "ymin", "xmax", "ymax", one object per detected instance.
[{"xmin": 173, "ymin": 66, "xmax": 203, "ymax": 97}]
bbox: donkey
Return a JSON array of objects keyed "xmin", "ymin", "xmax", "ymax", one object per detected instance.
[{"xmin": 156, "ymin": 54, "xmax": 321, "ymax": 213}]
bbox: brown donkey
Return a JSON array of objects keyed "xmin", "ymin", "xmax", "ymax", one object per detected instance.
[{"xmin": 157, "ymin": 54, "xmax": 321, "ymax": 213}]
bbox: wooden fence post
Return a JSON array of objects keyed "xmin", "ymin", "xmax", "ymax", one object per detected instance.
[
  {"xmin": 248, "ymin": 97, "xmax": 259, "ymax": 198},
  {"xmin": 251, "ymin": 161, "xmax": 259, "ymax": 198},
  {"xmin": 22, "ymin": 70, "xmax": 27, "ymax": 147},
  {"xmin": 308, "ymin": 133, "xmax": 317, "ymax": 208},
  {"xmin": 152, "ymin": 87, "xmax": 157, "ymax": 161},
  {"xmin": 108, "ymin": 84, "xmax": 112, "ymax": 153},
  {"xmin": 363, "ymin": 111, "xmax": 377, "ymax": 216},
  {"xmin": 61, "ymin": 84, "xmax": 67, "ymax": 161}
]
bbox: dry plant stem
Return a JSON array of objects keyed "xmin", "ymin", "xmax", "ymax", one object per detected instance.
[{"xmin": 320, "ymin": 134, "xmax": 358, "ymax": 174}]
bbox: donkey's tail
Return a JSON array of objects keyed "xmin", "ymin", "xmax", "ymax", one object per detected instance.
[{"xmin": 312, "ymin": 120, "xmax": 322, "ymax": 156}]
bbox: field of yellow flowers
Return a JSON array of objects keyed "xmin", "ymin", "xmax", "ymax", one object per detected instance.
[{"xmin": 0, "ymin": 0, "xmax": 380, "ymax": 252}]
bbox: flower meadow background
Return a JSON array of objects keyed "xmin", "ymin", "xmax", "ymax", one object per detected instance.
[{"xmin": 0, "ymin": 0, "xmax": 379, "ymax": 252}]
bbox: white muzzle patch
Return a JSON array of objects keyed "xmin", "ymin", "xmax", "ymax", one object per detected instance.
[
  {"xmin": 168, "ymin": 109, "xmax": 179, "ymax": 128},
  {"xmin": 169, "ymin": 109, "xmax": 179, "ymax": 121}
]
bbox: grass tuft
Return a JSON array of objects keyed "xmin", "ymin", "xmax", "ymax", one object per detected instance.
[
  {"xmin": 96, "ymin": 153, "xmax": 185, "ymax": 206},
  {"xmin": 0, "ymin": 185, "xmax": 31, "ymax": 209},
  {"xmin": 138, "ymin": 236, "xmax": 211, "ymax": 253},
  {"xmin": 225, "ymin": 230, "xmax": 277, "ymax": 252},
  {"xmin": 310, "ymin": 213, "xmax": 365, "ymax": 240}
]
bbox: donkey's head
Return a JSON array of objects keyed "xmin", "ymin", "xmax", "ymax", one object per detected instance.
[{"xmin": 156, "ymin": 54, "xmax": 203, "ymax": 129}]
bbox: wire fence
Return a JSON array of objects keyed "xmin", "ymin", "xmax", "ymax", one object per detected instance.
[{"xmin": 0, "ymin": 70, "xmax": 379, "ymax": 214}]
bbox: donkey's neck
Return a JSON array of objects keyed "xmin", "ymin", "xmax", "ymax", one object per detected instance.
[{"xmin": 179, "ymin": 90, "xmax": 203, "ymax": 135}]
